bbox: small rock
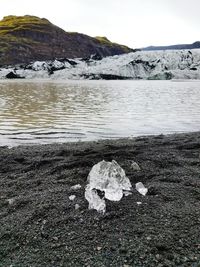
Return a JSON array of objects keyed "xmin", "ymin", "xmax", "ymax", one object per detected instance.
[
  {"xmin": 183, "ymin": 256, "xmax": 189, "ymax": 262},
  {"xmin": 148, "ymin": 186, "xmax": 159, "ymax": 196},
  {"xmin": 119, "ymin": 247, "xmax": 127, "ymax": 254},
  {"xmin": 136, "ymin": 202, "xmax": 142, "ymax": 205},
  {"xmin": 97, "ymin": 246, "xmax": 102, "ymax": 251},
  {"xmin": 79, "ymin": 218, "xmax": 84, "ymax": 223},
  {"xmin": 6, "ymin": 71, "xmax": 24, "ymax": 79}
]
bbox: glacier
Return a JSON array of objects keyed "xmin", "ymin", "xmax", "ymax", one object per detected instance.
[{"xmin": 1, "ymin": 49, "xmax": 200, "ymax": 80}]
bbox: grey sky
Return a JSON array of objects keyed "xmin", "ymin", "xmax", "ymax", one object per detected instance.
[{"xmin": 0, "ymin": 0, "xmax": 199, "ymax": 48}]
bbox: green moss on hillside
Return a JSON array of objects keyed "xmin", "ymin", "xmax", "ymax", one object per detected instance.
[
  {"xmin": 0, "ymin": 15, "xmax": 50, "ymax": 28},
  {"xmin": 113, "ymin": 44, "xmax": 131, "ymax": 53},
  {"xmin": 95, "ymin": 36, "xmax": 132, "ymax": 52},
  {"xmin": 95, "ymin": 36, "xmax": 113, "ymax": 46},
  {"xmin": 0, "ymin": 15, "xmax": 133, "ymax": 65},
  {"xmin": 0, "ymin": 15, "xmax": 52, "ymax": 38}
]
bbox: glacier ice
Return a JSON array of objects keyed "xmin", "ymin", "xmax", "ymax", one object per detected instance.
[
  {"xmin": 85, "ymin": 187, "xmax": 106, "ymax": 214},
  {"xmin": 85, "ymin": 160, "xmax": 132, "ymax": 213},
  {"xmin": 1, "ymin": 49, "xmax": 200, "ymax": 80}
]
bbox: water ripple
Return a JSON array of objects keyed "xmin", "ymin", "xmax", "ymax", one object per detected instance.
[{"xmin": 0, "ymin": 80, "xmax": 200, "ymax": 146}]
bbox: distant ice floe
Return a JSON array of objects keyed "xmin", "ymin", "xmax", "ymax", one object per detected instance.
[{"xmin": 1, "ymin": 49, "xmax": 200, "ymax": 80}]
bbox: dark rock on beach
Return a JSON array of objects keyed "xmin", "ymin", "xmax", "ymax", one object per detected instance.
[
  {"xmin": 99, "ymin": 74, "xmax": 132, "ymax": 80},
  {"xmin": 5, "ymin": 71, "xmax": 25, "ymax": 79},
  {"xmin": 82, "ymin": 73, "xmax": 132, "ymax": 80},
  {"xmin": 0, "ymin": 132, "xmax": 200, "ymax": 266}
]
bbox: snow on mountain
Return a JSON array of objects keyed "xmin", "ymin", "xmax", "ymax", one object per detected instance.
[{"xmin": 1, "ymin": 49, "xmax": 200, "ymax": 80}]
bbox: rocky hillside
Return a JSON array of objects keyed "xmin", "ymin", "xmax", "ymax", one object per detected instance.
[
  {"xmin": 143, "ymin": 41, "xmax": 200, "ymax": 51},
  {"xmin": 0, "ymin": 15, "xmax": 134, "ymax": 65}
]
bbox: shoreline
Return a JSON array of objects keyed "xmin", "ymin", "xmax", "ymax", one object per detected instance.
[{"xmin": 0, "ymin": 131, "xmax": 200, "ymax": 266}]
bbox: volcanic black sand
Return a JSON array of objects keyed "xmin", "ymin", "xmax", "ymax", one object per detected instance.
[{"xmin": 0, "ymin": 132, "xmax": 200, "ymax": 267}]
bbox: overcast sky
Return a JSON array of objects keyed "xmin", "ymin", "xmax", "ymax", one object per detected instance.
[{"xmin": 0, "ymin": 0, "xmax": 199, "ymax": 48}]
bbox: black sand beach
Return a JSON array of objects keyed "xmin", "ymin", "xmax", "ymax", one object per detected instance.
[{"xmin": 0, "ymin": 132, "xmax": 200, "ymax": 267}]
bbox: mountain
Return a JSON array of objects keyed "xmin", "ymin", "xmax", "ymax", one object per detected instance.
[
  {"xmin": 142, "ymin": 41, "xmax": 200, "ymax": 51},
  {"xmin": 0, "ymin": 15, "xmax": 134, "ymax": 65},
  {"xmin": 1, "ymin": 49, "xmax": 200, "ymax": 80}
]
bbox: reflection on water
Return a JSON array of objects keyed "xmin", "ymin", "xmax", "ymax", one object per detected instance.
[{"xmin": 0, "ymin": 79, "xmax": 200, "ymax": 146}]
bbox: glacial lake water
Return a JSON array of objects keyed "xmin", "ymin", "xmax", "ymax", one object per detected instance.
[{"xmin": 0, "ymin": 79, "xmax": 200, "ymax": 146}]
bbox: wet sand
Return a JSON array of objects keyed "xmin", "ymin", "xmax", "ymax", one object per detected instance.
[{"xmin": 0, "ymin": 132, "xmax": 200, "ymax": 267}]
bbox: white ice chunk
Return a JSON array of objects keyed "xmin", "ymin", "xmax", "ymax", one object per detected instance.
[
  {"xmin": 75, "ymin": 204, "xmax": 80, "ymax": 210},
  {"xmin": 7, "ymin": 198, "xmax": 15, "ymax": 205},
  {"xmin": 124, "ymin": 191, "xmax": 132, "ymax": 197},
  {"xmin": 135, "ymin": 182, "xmax": 148, "ymax": 196},
  {"xmin": 131, "ymin": 161, "xmax": 141, "ymax": 171},
  {"xmin": 85, "ymin": 160, "xmax": 132, "ymax": 213},
  {"xmin": 69, "ymin": 195, "xmax": 76, "ymax": 201},
  {"xmin": 85, "ymin": 185, "xmax": 106, "ymax": 213},
  {"xmin": 71, "ymin": 184, "xmax": 82, "ymax": 190}
]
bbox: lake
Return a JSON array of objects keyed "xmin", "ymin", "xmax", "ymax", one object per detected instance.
[{"xmin": 0, "ymin": 79, "xmax": 200, "ymax": 146}]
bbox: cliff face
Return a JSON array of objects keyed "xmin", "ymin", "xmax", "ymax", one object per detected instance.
[{"xmin": 0, "ymin": 15, "xmax": 134, "ymax": 65}]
